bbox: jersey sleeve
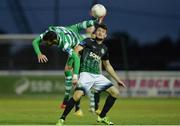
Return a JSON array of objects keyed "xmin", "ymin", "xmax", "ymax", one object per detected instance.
[
  {"xmin": 69, "ymin": 19, "xmax": 98, "ymax": 33},
  {"xmin": 79, "ymin": 33, "xmax": 91, "ymax": 41},
  {"xmin": 79, "ymin": 38, "xmax": 92, "ymax": 48},
  {"xmin": 102, "ymin": 47, "xmax": 109, "ymax": 60},
  {"xmin": 32, "ymin": 29, "xmax": 50, "ymax": 56},
  {"xmin": 32, "ymin": 35, "xmax": 43, "ymax": 56},
  {"xmin": 61, "ymin": 41, "xmax": 73, "ymax": 56},
  {"xmin": 79, "ymin": 41, "xmax": 87, "ymax": 47}
]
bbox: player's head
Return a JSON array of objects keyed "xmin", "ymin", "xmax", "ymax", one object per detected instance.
[
  {"xmin": 43, "ymin": 31, "xmax": 58, "ymax": 46},
  {"xmin": 94, "ymin": 23, "xmax": 107, "ymax": 41}
]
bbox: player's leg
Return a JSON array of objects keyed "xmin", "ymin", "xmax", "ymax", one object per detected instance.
[
  {"xmin": 60, "ymin": 57, "xmax": 73, "ymax": 109},
  {"xmin": 57, "ymin": 90, "xmax": 84, "ymax": 125},
  {"xmin": 74, "ymin": 72, "xmax": 95, "ymax": 116},
  {"xmin": 60, "ymin": 90, "xmax": 84, "ymax": 120},
  {"xmin": 99, "ymin": 86, "xmax": 119, "ymax": 118},
  {"xmin": 94, "ymin": 91, "xmax": 101, "ymax": 115},
  {"xmin": 66, "ymin": 57, "xmax": 83, "ymax": 116},
  {"xmin": 87, "ymin": 90, "xmax": 95, "ymax": 113},
  {"xmin": 88, "ymin": 90, "xmax": 101, "ymax": 115},
  {"xmin": 74, "ymin": 98, "xmax": 84, "ymax": 117},
  {"xmin": 57, "ymin": 72, "xmax": 94, "ymax": 125},
  {"xmin": 94, "ymin": 75, "xmax": 119, "ymax": 125},
  {"xmin": 61, "ymin": 57, "xmax": 82, "ymax": 112},
  {"xmin": 97, "ymin": 86, "xmax": 119, "ymax": 125}
]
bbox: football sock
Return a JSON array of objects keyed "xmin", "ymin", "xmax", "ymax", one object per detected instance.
[
  {"xmin": 99, "ymin": 95, "xmax": 116, "ymax": 118},
  {"xmin": 88, "ymin": 90, "xmax": 95, "ymax": 108},
  {"xmin": 94, "ymin": 92, "xmax": 100, "ymax": 110},
  {"xmin": 75, "ymin": 99, "xmax": 81, "ymax": 111},
  {"xmin": 63, "ymin": 70, "xmax": 72, "ymax": 104},
  {"xmin": 60, "ymin": 97, "xmax": 76, "ymax": 120}
]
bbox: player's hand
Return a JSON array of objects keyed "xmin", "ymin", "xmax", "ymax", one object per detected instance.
[
  {"xmin": 117, "ymin": 81, "xmax": 126, "ymax": 88},
  {"xmin": 38, "ymin": 54, "xmax": 48, "ymax": 63},
  {"xmin": 86, "ymin": 26, "xmax": 95, "ymax": 34},
  {"xmin": 91, "ymin": 34, "xmax": 96, "ymax": 39},
  {"xmin": 72, "ymin": 74, "xmax": 78, "ymax": 86},
  {"xmin": 98, "ymin": 16, "xmax": 105, "ymax": 24},
  {"xmin": 72, "ymin": 79, "xmax": 78, "ymax": 86}
]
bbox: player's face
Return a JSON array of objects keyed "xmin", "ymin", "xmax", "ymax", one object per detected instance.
[
  {"xmin": 46, "ymin": 39, "xmax": 57, "ymax": 46},
  {"xmin": 95, "ymin": 27, "xmax": 107, "ymax": 40}
]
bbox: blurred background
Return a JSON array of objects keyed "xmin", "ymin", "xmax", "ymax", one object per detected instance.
[
  {"xmin": 0, "ymin": 1, "xmax": 180, "ymax": 125},
  {"xmin": 0, "ymin": 0, "xmax": 180, "ymax": 97}
]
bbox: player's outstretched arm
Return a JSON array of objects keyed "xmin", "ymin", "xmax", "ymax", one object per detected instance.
[
  {"xmin": 32, "ymin": 36, "xmax": 42, "ymax": 56},
  {"xmin": 74, "ymin": 45, "xmax": 84, "ymax": 55},
  {"xmin": 69, "ymin": 45, "xmax": 84, "ymax": 85},
  {"xmin": 68, "ymin": 51, "xmax": 80, "ymax": 85},
  {"xmin": 32, "ymin": 36, "xmax": 48, "ymax": 63},
  {"xmin": 98, "ymin": 16, "xmax": 105, "ymax": 24},
  {"xmin": 102, "ymin": 60, "xmax": 126, "ymax": 88},
  {"xmin": 70, "ymin": 18, "xmax": 100, "ymax": 33}
]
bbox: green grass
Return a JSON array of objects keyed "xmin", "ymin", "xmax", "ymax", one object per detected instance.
[{"xmin": 0, "ymin": 95, "xmax": 180, "ymax": 125}]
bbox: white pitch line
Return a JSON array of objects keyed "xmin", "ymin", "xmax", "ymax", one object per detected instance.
[{"xmin": 0, "ymin": 124, "xmax": 179, "ymax": 126}]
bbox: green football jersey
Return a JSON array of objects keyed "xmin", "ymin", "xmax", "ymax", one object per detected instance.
[
  {"xmin": 80, "ymin": 38, "xmax": 109, "ymax": 74},
  {"xmin": 33, "ymin": 19, "xmax": 97, "ymax": 56}
]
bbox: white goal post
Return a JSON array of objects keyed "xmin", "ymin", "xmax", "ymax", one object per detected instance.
[{"xmin": 0, "ymin": 34, "xmax": 38, "ymax": 40}]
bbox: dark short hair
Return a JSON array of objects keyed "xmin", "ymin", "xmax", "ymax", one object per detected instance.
[
  {"xmin": 95, "ymin": 23, "xmax": 108, "ymax": 32},
  {"xmin": 43, "ymin": 31, "xmax": 57, "ymax": 41}
]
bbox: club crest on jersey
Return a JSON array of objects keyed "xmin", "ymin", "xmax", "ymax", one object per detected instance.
[
  {"xmin": 101, "ymin": 48, "xmax": 105, "ymax": 54},
  {"xmin": 92, "ymin": 46, "xmax": 96, "ymax": 49}
]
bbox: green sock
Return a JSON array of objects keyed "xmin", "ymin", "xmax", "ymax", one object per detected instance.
[{"xmin": 63, "ymin": 70, "xmax": 72, "ymax": 104}]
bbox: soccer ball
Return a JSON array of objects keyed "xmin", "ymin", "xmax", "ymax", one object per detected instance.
[{"xmin": 91, "ymin": 4, "xmax": 107, "ymax": 18}]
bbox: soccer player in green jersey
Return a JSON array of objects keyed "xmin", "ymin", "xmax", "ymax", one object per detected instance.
[
  {"xmin": 32, "ymin": 18, "xmax": 103, "ymax": 110},
  {"xmin": 56, "ymin": 24, "xmax": 126, "ymax": 125}
]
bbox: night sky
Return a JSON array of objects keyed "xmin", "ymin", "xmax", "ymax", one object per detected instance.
[{"xmin": 0, "ymin": 0, "xmax": 180, "ymax": 45}]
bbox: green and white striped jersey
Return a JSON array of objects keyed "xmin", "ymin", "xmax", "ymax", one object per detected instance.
[{"xmin": 36, "ymin": 19, "xmax": 97, "ymax": 56}]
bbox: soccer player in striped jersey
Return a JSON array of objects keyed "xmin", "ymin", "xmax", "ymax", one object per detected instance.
[
  {"xmin": 56, "ymin": 24, "xmax": 126, "ymax": 125},
  {"xmin": 32, "ymin": 18, "xmax": 103, "ymax": 110}
]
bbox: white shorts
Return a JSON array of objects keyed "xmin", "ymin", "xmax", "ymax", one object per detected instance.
[{"xmin": 76, "ymin": 72, "xmax": 113, "ymax": 94}]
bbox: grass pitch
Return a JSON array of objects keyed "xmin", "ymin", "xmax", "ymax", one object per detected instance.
[{"xmin": 0, "ymin": 95, "xmax": 180, "ymax": 125}]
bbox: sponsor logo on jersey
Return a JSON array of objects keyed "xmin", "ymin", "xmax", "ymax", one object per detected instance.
[{"xmin": 89, "ymin": 52, "xmax": 101, "ymax": 61}]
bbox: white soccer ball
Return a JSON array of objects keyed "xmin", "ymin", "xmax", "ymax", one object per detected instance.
[{"xmin": 91, "ymin": 4, "xmax": 107, "ymax": 18}]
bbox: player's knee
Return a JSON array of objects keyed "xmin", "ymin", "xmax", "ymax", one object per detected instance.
[
  {"xmin": 110, "ymin": 89, "xmax": 119, "ymax": 98},
  {"xmin": 107, "ymin": 86, "xmax": 119, "ymax": 98},
  {"xmin": 73, "ymin": 90, "xmax": 84, "ymax": 101}
]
